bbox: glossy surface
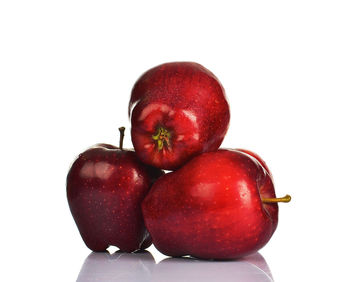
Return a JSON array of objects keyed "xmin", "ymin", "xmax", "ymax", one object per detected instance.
[
  {"xmin": 76, "ymin": 251, "xmax": 155, "ymax": 282},
  {"xmin": 76, "ymin": 251, "xmax": 274, "ymax": 282},
  {"xmin": 142, "ymin": 149, "xmax": 278, "ymax": 259},
  {"xmin": 129, "ymin": 62, "xmax": 230, "ymax": 170},
  {"xmin": 67, "ymin": 144, "xmax": 163, "ymax": 252}
]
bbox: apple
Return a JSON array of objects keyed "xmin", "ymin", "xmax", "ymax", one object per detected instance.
[
  {"xmin": 129, "ymin": 62, "xmax": 230, "ymax": 170},
  {"xmin": 76, "ymin": 251, "xmax": 155, "ymax": 282},
  {"xmin": 152, "ymin": 252, "xmax": 274, "ymax": 282},
  {"xmin": 142, "ymin": 149, "xmax": 291, "ymax": 259},
  {"xmin": 67, "ymin": 127, "xmax": 164, "ymax": 252}
]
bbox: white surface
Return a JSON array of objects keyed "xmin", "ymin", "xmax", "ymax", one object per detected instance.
[
  {"xmin": 76, "ymin": 251, "xmax": 274, "ymax": 282},
  {"xmin": 1, "ymin": 1, "xmax": 349, "ymax": 281}
]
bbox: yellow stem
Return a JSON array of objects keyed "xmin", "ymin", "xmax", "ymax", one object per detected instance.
[{"xmin": 262, "ymin": 194, "xmax": 291, "ymax": 204}]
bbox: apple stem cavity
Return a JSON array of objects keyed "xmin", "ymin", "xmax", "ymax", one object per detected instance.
[
  {"xmin": 152, "ymin": 127, "xmax": 171, "ymax": 150},
  {"xmin": 119, "ymin": 127, "xmax": 125, "ymax": 150},
  {"xmin": 262, "ymin": 194, "xmax": 291, "ymax": 204}
]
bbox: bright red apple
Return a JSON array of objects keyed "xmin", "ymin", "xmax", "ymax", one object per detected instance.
[
  {"xmin": 142, "ymin": 149, "xmax": 291, "ymax": 259},
  {"xmin": 129, "ymin": 62, "xmax": 230, "ymax": 170},
  {"xmin": 67, "ymin": 128, "xmax": 164, "ymax": 252}
]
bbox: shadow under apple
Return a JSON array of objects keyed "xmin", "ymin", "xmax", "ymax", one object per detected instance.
[
  {"xmin": 76, "ymin": 251, "xmax": 155, "ymax": 282},
  {"xmin": 152, "ymin": 252, "xmax": 274, "ymax": 282},
  {"xmin": 76, "ymin": 251, "xmax": 273, "ymax": 282}
]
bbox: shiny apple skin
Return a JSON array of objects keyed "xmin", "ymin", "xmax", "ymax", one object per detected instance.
[
  {"xmin": 67, "ymin": 144, "xmax": 164, "ymax": 252},
  {"xmin": 129, "ymin": 62, "xmax": 230, "ymax": 170},
  {"xmin": 235, "ymin": 148, "xmax": 272, "ymax": 175},
  {"xmin": 142, "ymin": 149, "xmax": 278, "ymax": 260}
]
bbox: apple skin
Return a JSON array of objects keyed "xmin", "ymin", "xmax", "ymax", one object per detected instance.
[
  {"xmin": 67, "ymin": 143, "xmax": 163, "ymax": 252},
  {"xmin": 142, "ymin": 149, "xmax": 278, "ymax": 260},
  {"xmin": 235, "ymin": 148, "xmax": 272, "ymax": 175},
  {"xmin": 129, "ymin": 62, "xmax": 230, "ymax": 170}
]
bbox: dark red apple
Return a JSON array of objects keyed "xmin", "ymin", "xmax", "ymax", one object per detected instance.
[
  {"xmin": 129, "ymin": 62, "xmax": 230, "ymax": 170},
  {"xmin": 67, "ymin": 128, "xmax": 163, "ymax": 252},
  {"xmin": 142, "ymin": 149, "xmax": 291, "ymax": 259}
]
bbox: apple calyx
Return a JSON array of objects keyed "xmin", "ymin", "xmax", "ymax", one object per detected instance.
[
  {"xmin": 152, "ymin": 127, "xmax": 171, "ymax": 150},
  {"xmin": 119, "ymin": 127, "xmax": 126, "ymax": 150},
  {"xmin": 262, "ymin": 194, "xmax": 291, "ymax": 204}
]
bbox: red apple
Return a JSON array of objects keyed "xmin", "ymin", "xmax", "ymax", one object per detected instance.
[
  {"xmin": 129, "ymin": 62, "xmax": 230, "ymax": 170},
  {"xmin": 142, "ymin": 149, "xmax": 291, "ymax": 259},
  {"xmin": 67, "ymin": 128, "xmax": 164, "ymax": 252}
]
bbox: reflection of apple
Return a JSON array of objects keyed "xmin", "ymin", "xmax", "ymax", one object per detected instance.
[
  {"xmin": 76, "ymin": 251, "xmax": 155, "ymax": 282},
  {"xmin": 152, "ymin": 252, "xmax": 274, "ymax": 282},
  {"xmin": 76, "ymin": 251, "xmax": 273, "ymax": 282},
  {"xmin": 142, "ymin": 149, "xmax": 291, "ymax": 259}
]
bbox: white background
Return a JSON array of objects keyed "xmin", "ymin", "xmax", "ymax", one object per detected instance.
[{"xmin": 1, "ymin": 1, "xmax": 349, "ymax": 281}]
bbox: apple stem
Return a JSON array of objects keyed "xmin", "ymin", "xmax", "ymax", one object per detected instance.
[
  {"xmin": 119, "ymin": 127, "xmax": 125, "ymax": 150},
  {"xmin": 152, "ymin": 127, "xmax": 171, "ymax": 150},
  {"xmin": 262, "ymin": 194, "xmax": 291, "ymax": 204}
]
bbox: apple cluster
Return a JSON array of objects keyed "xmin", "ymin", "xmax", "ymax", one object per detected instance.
[{"xmin": 67, "ymin": 62, "xmax": 291, "ymax": 260}]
